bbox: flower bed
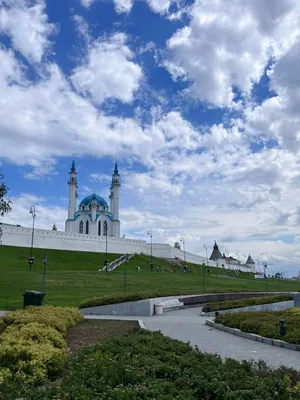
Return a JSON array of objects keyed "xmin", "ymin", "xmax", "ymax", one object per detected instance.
[
  {"xmin": 8, "ymin": 330, "xmax": 300, "ymax": 399},
  {"xmin": 0, "ymin": 306, "xmax": 82, "ymax": 386},
  {"xmin": 215, "ymin": 308, "xmax": 300, "ymax": 344},
  {"xmin": 202, "ymin": 294, "xmax": 291, "ymax": 313}
]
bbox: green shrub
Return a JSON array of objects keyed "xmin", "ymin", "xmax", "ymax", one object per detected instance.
[
  {"xmin": 215, "ymin": 308, "xmax": 300, "ymax": 344},
  {"xmin": 80, "ymin": 292, "xmax": 191, "ymax": 308},
  {"xmin": 0, "ymin": 319, "xmax": 5, "ymax": 335},
  {"xmin": 3, "ymin": 306, "xmax": 82, "ymax": 335},
  {"xmin": 202, "ymin": 294, "xmax": 291, "ymax": 313},
  {"xmin": 12, "ymin": 330, "xmax": 300, "ymax": 400},
  {"xmin": 0, "ymin": 306, "xmax": 83, "ymax": 387}
]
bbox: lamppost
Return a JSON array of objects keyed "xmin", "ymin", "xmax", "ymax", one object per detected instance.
[
  {"xmin": 180, "ymin": 237, "xmax": 186, "ymax": 264},
  {"xmin": 225, "ymin": 248, "xmax": 230, "ymax": 274},
  {"xmin": 0, "ymin": 226, "xmax": 2, "ymax": 246},
  {"xmin": 124, "ymin": 256, "xmax": 129, "ymax": 294},
  {"xmin": 201, "ymin": 262, "xmax": 206, "ymax": 291},
  {"xmin": 28, "ymin": 206, "xmax": 36, "ymax": 272},
  {"xmin": 104, "ymin": 229, "xmax": 108, "ymax": 272},
  {"xmin": 203, "ymin": 244, "xmax": 208, "ymax": 267},
  {"xmin": 42, "ymin": 250, "xmax": 47, "ymax": 305},
  {"xmin": 147, "ymin": 230, "xmax": 153, "ymax": 272},
  {"xmin": 264, "ymin": 262, "xmax": 268, "ymax": 291},
  {"xmin": 203, "ymin": 244, "xmax": 208, "ymax": 290}
]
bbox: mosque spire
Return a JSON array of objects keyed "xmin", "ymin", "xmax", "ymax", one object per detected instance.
[
  {"xmin": 71, "ymin": 159, "xmax": 76, "ymax": 172},
  {"xmin": 114, "ymin": 162, "xmax": 119, "ymax": 175}
]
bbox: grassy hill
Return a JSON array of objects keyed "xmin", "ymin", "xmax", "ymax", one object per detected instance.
[{"xmin": 0, "ymin": 245, "xmax": 298, "ymax": 310}]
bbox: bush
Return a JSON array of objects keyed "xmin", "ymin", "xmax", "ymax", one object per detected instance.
[
  {"xmin": 215, "ymin": 308, "xmax": 300, "ymax": 344},
  {"xmin": 80, "ymin": 292, "xmax": 191, "ymax": 309},
  {"xmin": 79, "ymin": 290, "xmax": 252, "ymax": 309},
  {"xmin": 202, "ymin": 294, "xmax": 291, "ymax": 313},
  {"xmin": 3, "ymin": 305, "xmax": 82, "ymax": 335},
  {"xmin": 12, "ymin": 330, "xmax": 300, "ymax": 400},
  {"xmin": 0, "ymin": 306, "xmax": 83, "ymax": 387}
]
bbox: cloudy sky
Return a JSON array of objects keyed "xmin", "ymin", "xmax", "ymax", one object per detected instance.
[{"xmin": 1, "ymin": 0, "xmax": 300, "ymax": 276}]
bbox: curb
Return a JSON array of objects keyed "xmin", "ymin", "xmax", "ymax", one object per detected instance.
[
  {"xmin": 138, "ymin": 319, "xmax": 146, "ymax": 330},
  {"xmin": 205, "ymin": 320, "xmax": 300, "ymax": 352}
]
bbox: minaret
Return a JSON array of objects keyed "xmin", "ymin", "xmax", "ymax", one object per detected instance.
[
  {"xmin": 67, "ymin": 160, "xmax": 78, "ymax": 220},
  {"xmin": 109, "ymin": 162, "xmax": 121, "ymax": 237}
]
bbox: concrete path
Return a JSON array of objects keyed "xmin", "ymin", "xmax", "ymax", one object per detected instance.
[
  {"xmin": 0, "ymin": 311, "xmax": 8, "ymax": 317},
  {"xmin": 85, "ymin": 307, "xmax": 300, "ymax": 370},
  {"xmin": 2, "ymin": 308, "xmax": 299, "ymax": 370}
]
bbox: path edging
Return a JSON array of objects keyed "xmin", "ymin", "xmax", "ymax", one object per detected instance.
[
  {"xmin": 205, "ymin": 319, "xmax": 300, "ymax": 352},
  {"xmin": 138, "ymin": 319, "xmax": 146, "ymax": 330}
]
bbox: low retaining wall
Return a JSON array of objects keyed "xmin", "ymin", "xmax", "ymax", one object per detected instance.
[
  {"xmin": 182, "ymin": 292, "xmax": 292, "ymax": 306},
  {"xmin": 80, "ymin": 292, "xmax": 293, "ymax": 317},
  {"xmin": 206, "ymin": 320, "xmax": 300, "ymax": 352},
  {"xmin": 202, "ymin": 300, "xmax": 294, "ymax": 317},
  {"xmin": 80, "ymin": 296, "xmax": 184, "ymax": 316}
]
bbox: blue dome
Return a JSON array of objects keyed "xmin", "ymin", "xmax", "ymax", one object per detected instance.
[{"xmin": 79, "ymin": 194, "xmax": 108, "ymax": 208}]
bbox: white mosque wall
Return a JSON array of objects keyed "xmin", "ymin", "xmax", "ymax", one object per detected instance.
[{"xmin": 0, "ymin": 223, "xmax": 255, "ymax": 272}]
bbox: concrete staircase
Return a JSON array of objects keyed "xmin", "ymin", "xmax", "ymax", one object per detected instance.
[{"xmin": 99, "ymin": 253, "xmax": 134, "ymax": 272}]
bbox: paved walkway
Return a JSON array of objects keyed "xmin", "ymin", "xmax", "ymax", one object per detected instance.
[
  {"xmin": 2, "ymin": 308, "xmax": 299, "ymax": 369},
  {"xmin": 85, "ymin": 307, "xmax": 300, "ymax": 370}
]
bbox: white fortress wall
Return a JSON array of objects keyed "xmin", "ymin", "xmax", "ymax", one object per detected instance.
[
  {"xmin": 0, "ymin": 224, "xmax": 146, "ymax": 254},
  {"xmin": 0, "ymin": 223, "xmax": 255, "ymax": 272}
]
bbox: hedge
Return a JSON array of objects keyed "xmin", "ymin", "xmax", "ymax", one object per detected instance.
[
  {"xmin": 215, "ymin": 307, "xmax": 300, "ymax": 344},
  {"xmin": 8, "ymin": 330, "xmax": 300, "ymax": 400},
  {"xmin": 202, "ymin": 294, "xmax": 292, "ymax": 313},
  {"xmin": 79, "ymin": 290, "xmax": 255, "ymax": 309},
  {"xmin": 79, "ymin": 292, "xmax": 194, "ymax": 309},
  {"xmin": 0, "ymin": 306, "xmax": 83, "ymax": 387}
]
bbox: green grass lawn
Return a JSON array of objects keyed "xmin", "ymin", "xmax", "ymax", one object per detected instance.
[{"xmin": 0, "ymin": 245, "xmax": 298, "ymax": 310}]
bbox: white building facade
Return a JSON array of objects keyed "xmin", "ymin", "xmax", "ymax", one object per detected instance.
[{"xmin": 65, "ymin": 161, "xmax": 121, "ymax": 238}]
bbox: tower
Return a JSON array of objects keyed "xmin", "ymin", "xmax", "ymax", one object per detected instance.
[
  {"xmin": 67, "ymin": 160, "xmax": 78, "ymax": 221},
  {"xmin": 109, "ymin": 162, "xmax": 121, "ymax": 238}
]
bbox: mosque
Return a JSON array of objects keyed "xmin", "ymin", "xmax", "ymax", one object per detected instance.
[
  {"xmin": 65, "ymin": 161, "xmax": 120, "ymax": 238},
  {"xmin": 0, "ymin": 160, "xmax": 256, "ymax": 273}
]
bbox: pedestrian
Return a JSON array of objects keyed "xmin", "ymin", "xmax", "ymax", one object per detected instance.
[
  {"xmin": 162, "ymin": 266, "xmax": 164, "ymax": 272},
  {"xmin": 156, "ymin": 265, "xmax": 159, "ymax": 272}
]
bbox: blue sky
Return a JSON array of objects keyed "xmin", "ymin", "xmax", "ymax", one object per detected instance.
[{"xmin": 1, "ymin": 0, "xmax": 300, "ymax": 276}]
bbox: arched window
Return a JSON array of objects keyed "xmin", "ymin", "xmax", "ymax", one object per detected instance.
[
  {"xmin": 79, "ymin": 221, "xmax": 83, "ymax": 234},
  {"xmin": 98, "ymin": 221, "xmax": 101, "ymax": 236},
  {"xmin": 103, "ymin": 221, "xmax": 107, "ymax": 236},
  {"xmin": 86, "ymin": 220, "xmax": 89, "ymax": 234}
]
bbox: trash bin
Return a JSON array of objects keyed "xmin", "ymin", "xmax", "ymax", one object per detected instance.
[
  {"xmin": 23, "ymin": 291, "xmax": 45, "ymax": 308},
  {"xmin": 154, "ymin": 304, "xmax": 163, "ymax": 315}
]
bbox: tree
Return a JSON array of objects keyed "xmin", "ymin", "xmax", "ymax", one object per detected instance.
[{"xmin": 0, "ymin": 170, "xmax": 12, "ymax": 216}]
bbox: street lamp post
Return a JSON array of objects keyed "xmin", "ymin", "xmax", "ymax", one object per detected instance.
[
  {"xmin": 147, "ymin": 230, "xmax": 153, "ymax": 272},
  {"xmin": 124, "ymin": 256, "xmax": 129, "ymax": 294},
  {"xmin": 42, "ymin": 250, "xmax": 47, "ymax": 305},
  {"xmin": 104, "ymin": 229, "xmax": 108, "ymax": 272},
  {"xmin": 180, "ymin": 237, "xmax": 186, "ymax": 264},
  {"xmin": 28, "ymin": 206, "xmax": 36, "ymax": 272},
  {"xmin": 203, "ymin": 244, "xmax": 208, "ymax": 291},
  {"xmin": 264, "ymin": 262, "xmax": 268, "ymax": 291},
  {"xmin": 0, "ymin": 226, "xmax": 2, "ymax": 246},
  {"xmin": 225, "ymin": 248, "xmax": 230, "ymax": 275}
]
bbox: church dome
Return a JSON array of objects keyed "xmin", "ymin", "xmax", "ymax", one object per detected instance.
[{"xmin": 79, "ymin": 194, "xmax": 108, "ymax": 209}]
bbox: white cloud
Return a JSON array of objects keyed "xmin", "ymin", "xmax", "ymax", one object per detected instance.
[
  {"xmin": 164, "ymin": 0, "xmax": 300, "ymax": 107},
  {"xmin": 80, "ymin": 0, "xmax": 95, "ymax": 7},
  {"xmin": 0, "ymin": 0, "xmax": 55, "ymax": 63},
  {"xmin": 1, "ymin": 193, "xmax": 66, "ymax": 231},
  {"xmin": 80, "ymin": 0, "xmax": 178, "ymax": 15},
  {"xmin": 71, "ymin": 33, "xmax": 143, "ymax": 105},
  {"xmin": 114, "ymin": 0, "xmax": 133, "ymax": 13}
]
